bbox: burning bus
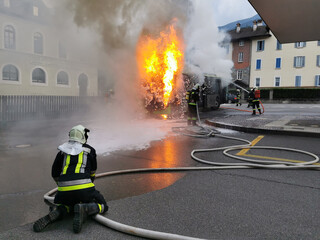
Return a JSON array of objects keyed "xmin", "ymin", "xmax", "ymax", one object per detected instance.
[
  {"xmin": 183, "ymin": 73, "xmax": 226, "ymax": 111},
  {"xmin": 136, "ymin": 20, "xmax": 226, "ymax": 118}
]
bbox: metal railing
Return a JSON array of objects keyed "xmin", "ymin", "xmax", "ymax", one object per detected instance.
[{"xmin": 0, "ymin": 95, "xmax": 100, "ymax": 122}]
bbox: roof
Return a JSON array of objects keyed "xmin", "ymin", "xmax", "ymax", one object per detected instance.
[
  {"xmin": 228, "ymin": 26, "xmax": 271, "ymax": 41},
  {"xmin": 248, "ymin": 0, "xmax": 320, "ymax": 43},
  {"xmin": 0, "ymin": 0, "xmax": 51, "ymax": 24},
  {"xmin": 219, "ymin": 14, "xmax": 265, "ymax": 32}
]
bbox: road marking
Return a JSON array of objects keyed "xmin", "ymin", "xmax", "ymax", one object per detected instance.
[
  {"xmin": 241, "ymin": 153, "xmax": 320, "ymax": 165},
  {"xmin": 236, "ymin": 135, "xmax": 264, "ymax": 155},
  {"xmin": 236, "ymin": 135, "xmax": 319, "ymax": 165}
]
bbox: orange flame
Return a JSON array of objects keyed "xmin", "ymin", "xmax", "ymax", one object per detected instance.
[{"xmin": 137, "ymin": 22, "xmax": 184, "ymax": 109}]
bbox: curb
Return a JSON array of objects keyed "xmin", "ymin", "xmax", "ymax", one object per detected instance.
[{"xmin": 205, "ymin": 119, "xmax": 320, "ymax": 138}]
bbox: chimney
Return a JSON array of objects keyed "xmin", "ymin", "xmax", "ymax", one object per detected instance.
[
  {"xmin": 257, "ymin": 19, "xmax": 263, "ymax": 27},
  {"xmin": 236, "ymin": 23, "xmax": 241, "ymax": 33},
  {"xmin": 253, "ymin": 20, "xmax": 257, "ymax": 31}
]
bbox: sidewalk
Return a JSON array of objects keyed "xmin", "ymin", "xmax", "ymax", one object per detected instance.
[{"xmin": 202, "ymin": 104, "xmax": 320, "ymax": 137}]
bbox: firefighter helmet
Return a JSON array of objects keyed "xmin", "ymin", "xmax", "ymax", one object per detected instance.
[
  {"xmin": 69, "ymin": 125, "xmax": 90, "ymax": 144},
  {"xmin": 193, "ymin": 83, "xmax": 200, "ymax": 90}
]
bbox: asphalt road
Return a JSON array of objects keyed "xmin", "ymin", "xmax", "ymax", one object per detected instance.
[{"xmin": 0, "ymin": 104, "xmax": 320, "ymax": 239}]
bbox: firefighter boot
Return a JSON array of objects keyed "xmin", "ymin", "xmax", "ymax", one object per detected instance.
[
  {"xmin": 187, "ymin": 119, "xmax": 192, "ymax": 126},
  {"xmin": 73, "ymin": 203, "xmax": 100, "ymax": 233},
  {"xmin": 252, "ymin": 110, "xmax": 256, "ymax": 115},
  {"xmin": 191, "ymin": 120, "xmax": 197, "ymax": 126},
  {"xmin": 33, "ymin": 205, "xmax": 67, "ymax": 232}
]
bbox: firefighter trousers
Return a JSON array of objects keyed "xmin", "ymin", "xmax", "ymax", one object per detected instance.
[{"xmin": 54, "ymin": 187, "xmax": 108, "ymax": 213}]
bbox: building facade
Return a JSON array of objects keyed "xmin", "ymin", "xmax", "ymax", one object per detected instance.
[
  {"xmin": 251, "ymin": 36, "xmax": 320, "ymax": 88},
  {"xmin": 222, "ymin": 15, "xmax": 320, "ymax": 89},
  {"xmin": 0, "ymin": 0, "xmax": 99, "ymax": 96}
]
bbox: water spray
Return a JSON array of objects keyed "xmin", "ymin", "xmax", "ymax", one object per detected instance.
[{"xmin": 229, "ymin": 81, "xmax": 249, "ymax": 93}]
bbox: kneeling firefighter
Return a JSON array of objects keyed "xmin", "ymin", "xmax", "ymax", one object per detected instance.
[
  {"xmin": 33, "ymin": 125, "xmax": 108, "ymax": 233},
  {"xmin": 186, "ymin": 83, "xmax": 200, "ymax": 126}
]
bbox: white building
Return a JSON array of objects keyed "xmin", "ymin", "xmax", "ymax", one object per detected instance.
[
  {"xmin": 251, "ymin": 36, "xmax": 320, "ymax": 88},
  {"xmin": 0, "ymin": 0, "xmax": 99, "ymax": 96},
  {"xmin": 221, "ymin": 15, "xmax": 320, "ymax": 89}
]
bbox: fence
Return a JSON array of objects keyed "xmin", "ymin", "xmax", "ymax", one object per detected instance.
[{"xmin": 0, "ymin": 95, "xmax": 98, "ymax": 122}]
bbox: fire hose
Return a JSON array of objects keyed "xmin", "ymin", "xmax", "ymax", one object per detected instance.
[
  {"xmin": 221, "ymin": 100, "xmax": 265, "ymax": 114},
  {"xmin": 43, "ymin": 104, "xmax": 319, "ymax": 240}
]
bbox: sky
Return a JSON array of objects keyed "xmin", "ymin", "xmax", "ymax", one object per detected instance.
[
  {"xmin": 43, "ymin": 0, "xmax": 258, "ymax": 27},
  {"xmin": 212, "ymin": 0, "xmax": 258, "ymax": 26}
]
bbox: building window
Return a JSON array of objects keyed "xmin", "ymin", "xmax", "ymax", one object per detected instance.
[
  {"xmin": 295, "ymin": 76, "xmax": 302, "ymax": 87},
  {"xmin": 4, "ymin": 0, "xmax": 10, "ymax": 7},
  {"xmin": 257, "ymin": 40, "xmax": 265, "ymax": 51},
  {"xmin": 294, "ymin": 56, "xmax": 305, "ymax": 68},
  {"xmin": 295, "ymin": 42, "xmax": 306, "ymax": 48},
  {"xmin": 255, "ymin": 77, "xmax": 260, "ymax": 87},
  {"xmin": 57, "ymin": 71, "xmax": 69, "ymax": 85},
  {"xmin": 276, "ymin": 58, "xmax": 281, "ymax": 69},
  {"xmin": 34, "ymin": 32, "xmax": 43, "ymax": 54},
  {"xmin": 236, "ymin": 70, "xmax": 243, "ymax": 80},
  {"xmin": 238, "ymin": 52, "xmax": 243, "ymax": 62},
  {"xmin": 275, "ymin": 77, "xmax": 281, "ymax": 87},
  {"xmin": 2, "ymin": 64, "xmax": 19, "ymax": 81},
  {"xmin": 32, "ymin": 68, "xmax": 46, "ymax": 83},
  {"xmin": 4, "ymin": 25, "xmax": 15, "ymax": 49},
  {"xmin": 59, "ymin": 42, "xmax": 67, "ymax": 59},
  {"xmin": 318, "ymin": 41, "xmax": 320, "ymax": 46},
  {"xmin": 225, "ymin": 44, "xmax": 230, "ymax": 54},
  {"xmin": 317, "ymin": 55, "xmax": 320, "ymax": 67},
  {"xmin": 315, "ymin": 75, "xmax": 320, "ymax": 86},
  {"xmin": 33, "ymin": 6, "xmax": 39, "ymax": 16},
  {"xmin": 256, "ymin": 59, "xmax": 261, "ymax": 70},
  {"xmin": 276, "ymin": 40, "xmax": 282, "ymax": 50},
  {"xmin": 239, "ymin": 40, "xmax": 244, "ymax": 46}
]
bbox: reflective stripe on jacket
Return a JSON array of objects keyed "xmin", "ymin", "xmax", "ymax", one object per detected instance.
[{"xmin": 58, "ymin": 151, "xmax": 94, "ymax": 191}]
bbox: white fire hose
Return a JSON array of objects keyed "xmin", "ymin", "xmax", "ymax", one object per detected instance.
[{"xmin": 43, "ymin": 127, "xmax": 319, "ymax": 240}]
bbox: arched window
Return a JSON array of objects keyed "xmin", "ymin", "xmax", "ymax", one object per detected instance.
[
  {"xmin": 2, "ymin": 64, "xmax": 19, "ymax": 81},
  {"xmin": 4, "ymin": 25, "xmax": 15, "ymax": 49},
  {"xmin": 32, "ymin": 68, "xmax": 46, "ymax": 83},
  {"xmin": 34, "ymin": 32, "xmax": 43, "ymax": 54},
  {"xmin": 57, "ymin": 71, "xmax": 69, "ymax": 85}
]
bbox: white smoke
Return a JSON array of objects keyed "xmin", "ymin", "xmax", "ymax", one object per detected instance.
[
  {"xmin": 185, "ymin": 0, "xmax": 233, "ymax": 83},
  {"xmin": 47, "ymin": 0, "xmax": 233, "ymax": 154}
]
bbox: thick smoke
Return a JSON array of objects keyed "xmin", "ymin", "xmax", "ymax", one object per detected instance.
[
  {"xmin": 65, "ymin": 0, "xmax": 188, "ymax": 50},
  {"xmin": 61, "ymin": 0, "xmax": 189, "ymax": 118},
  {"xmin": 184, "ymin": 0, "xmax": 233, "ymax": 84},
  {"xmin": 45, "ymin": 0, "xmax": 233, "ymax": 154}
]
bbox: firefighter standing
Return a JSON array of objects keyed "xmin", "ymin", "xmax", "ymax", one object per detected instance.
[
  {"xmin": 236, "ymin": 89, "xmax": 242, "ymax": 106},
  {"xmin": 33, "ymin": 125, "xmax": 108, "ymax": 233},
  {"xmin": 249, "ymin": 88, "xmax": 262, "ymax": 115},
  {"xmin": 186, "ymin": 83, "xmax": 200, "ymax": 126}
]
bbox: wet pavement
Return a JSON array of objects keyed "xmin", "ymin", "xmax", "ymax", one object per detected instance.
[
  {"xmin": 203, "ymin": 103, "xmax": 320, "ymax": 137},
  {"xmin": 0, "ymin": 103, "xmax": 320, "ymax": 240}
]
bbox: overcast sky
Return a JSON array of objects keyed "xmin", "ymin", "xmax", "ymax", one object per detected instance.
[
  {"xmin": 43, "ymin": 0, "xmax": 257, "ymax": 27},
  {"xmin": 212, "ymin": 0, "xmax": 258, "ymax": 26}
]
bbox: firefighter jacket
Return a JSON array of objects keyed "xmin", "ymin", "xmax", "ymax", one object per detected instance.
[
  {"xmin": 187, "ymin": 89, "xmax": 199, "ymax": 105},
  {"xmin": 248, "ymin": 90, "xmax": 255, "ymax": 100},
  {"xmin": 52, "ymin": 141, "xmax": 97, "ymax": 192}
]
